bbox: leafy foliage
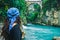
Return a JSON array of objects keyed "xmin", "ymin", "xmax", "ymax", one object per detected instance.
[
  {"xmin": 27, "ymin": 3, "xmax": 41, "ymax": 22},
  {"xmin": 42, "ymin": 0, "xmax": 59, "ymax": 12},
  {"xmin": 0, "ymin": 0, "xmax": 27, "ymax": 23}
]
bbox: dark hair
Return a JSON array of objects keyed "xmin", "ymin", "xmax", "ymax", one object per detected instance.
[
  {"xmin": 4, "ymin": 16, "xmax": 21, "ymax": 28},
  {"xmin": 1, "ymin": 16, "xmax": 22, "ymax": 37}
]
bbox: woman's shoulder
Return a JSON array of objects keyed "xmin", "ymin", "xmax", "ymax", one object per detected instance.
[{"xmin": 13, "ymin": 23, "xmax": 19, "ymax": 27}]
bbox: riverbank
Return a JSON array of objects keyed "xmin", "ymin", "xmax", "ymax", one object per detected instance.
[{"xmin": 30, "ymin": 22, "xmax": 60, "ymax": 27}]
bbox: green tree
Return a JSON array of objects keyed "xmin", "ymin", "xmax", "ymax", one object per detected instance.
[
  {"xmin": 27, "ymin": 3, "xmax": 41, "ymax": 22},
  {"xmin": 0, "ymin": 0, "xmax": 27, "ymax": 23},
  {"xmin": 42, "ymin": 0, "xmax": 58, "ymax": 14},
  {"xmin": 12, "ymin": 0, "xmax": 27, "ymax": 24}
]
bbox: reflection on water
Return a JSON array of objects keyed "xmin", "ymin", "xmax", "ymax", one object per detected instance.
[{"xmin": 23, "ymin": 24, "xmax": 60, "ymax": 40}]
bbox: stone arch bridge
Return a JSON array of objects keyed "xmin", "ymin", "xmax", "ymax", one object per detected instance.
[{"xmin": 25, "ymin": 0, "xmax": 42, "ymax": 9}]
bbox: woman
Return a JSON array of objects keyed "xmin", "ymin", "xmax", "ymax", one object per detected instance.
[{"xmin": 1, "ymin": 8, "xmax": 22, "ymax": 40}]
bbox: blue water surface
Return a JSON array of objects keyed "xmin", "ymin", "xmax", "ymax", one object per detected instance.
[{"xmin": 23, "ymin": 24, "xmax": 60, "ymax": 40}]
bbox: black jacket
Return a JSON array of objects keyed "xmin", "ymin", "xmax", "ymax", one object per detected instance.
[
  {"xmin": 2, "ymin": 24, "xmax": 22, "ymax": 40},
  {"xmin": 10, "ymin": 24, "xmax": 22, "ymax": 40}
]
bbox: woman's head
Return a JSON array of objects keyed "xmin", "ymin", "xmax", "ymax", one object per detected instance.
[
  {"xmin": 6, "ymin": 7, "xmax": 20, "ymax": 31},
  {"xmin": 1, "ymin": 8, "xmax": 21, "ymax": 37}
]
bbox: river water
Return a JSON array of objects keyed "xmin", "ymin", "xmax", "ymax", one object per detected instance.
[
  {"xmin": 23, "ymin": 24, "xmax": 60, "ymax": 40},
  {"xmin": 0, "ymin": 23, "xmax": 60, "ymax": 40}
]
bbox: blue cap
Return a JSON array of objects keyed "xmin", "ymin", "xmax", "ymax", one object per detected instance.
[{"xmin": 7, "ymin": 7, "xmax": 19, "ymax": 18}]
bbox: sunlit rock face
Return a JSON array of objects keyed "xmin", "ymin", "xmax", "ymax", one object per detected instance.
[
  {"xmin": 53, "ymin": 11, "xmax": 58, "ymax": 25},
  {"xmin": 53, "ymin": 19, "xmax": 58, "ymax": 25},
  {"xmin": 58, "ymin": 11, "xmax": 60, "ymax": 25},
  {"xmin": 53, "ymin": 37, "xmax": 60, "ymax": 40},
  {"xmin": 54, "ymin": 11, "xmax": 58, "ymax": 19}
]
